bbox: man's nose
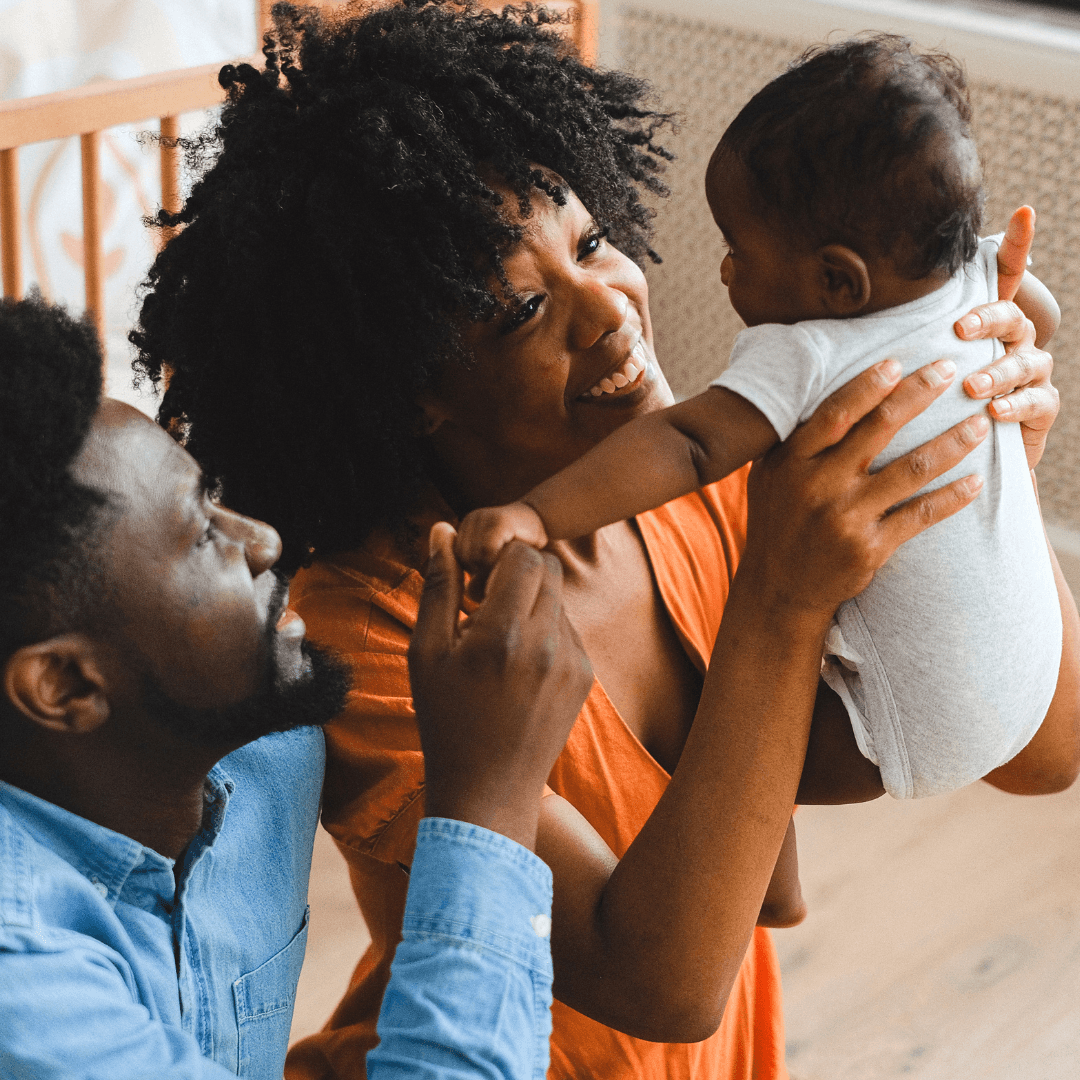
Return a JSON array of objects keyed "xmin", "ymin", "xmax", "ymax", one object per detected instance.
[
  {"xmin": 571, "ymin": 280, "xmax": 630, "ymax": 351},
  {"xmin": 218, "ymin": 506, "xmax": 284, "ymax": 575}
]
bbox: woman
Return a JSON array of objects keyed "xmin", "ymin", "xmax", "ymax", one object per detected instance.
[{"xmin": 131, "ymin": 3, "xmax": 1078, "ymax": 1077}]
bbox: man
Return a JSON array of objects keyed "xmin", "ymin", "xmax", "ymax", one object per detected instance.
[{"xmin": 0, "ymin": 294, "xmax": 592, "ymax": 1078}]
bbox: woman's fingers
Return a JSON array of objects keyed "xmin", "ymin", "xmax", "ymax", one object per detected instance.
[
  {"xmin": 964, "ymin": 339, "xmax": 1047, "ymax": 400},
  {"xmin": 988, "ymin": 381, "xmax": 1058, "ymax": 423},
  {"xmin": 829, "ymin": 359, "xmax": 958, "ymax": 469},
  {"xmin": 869, "ymin": 413, "xmax": 990, "ymax": 514},
  {"xmin": 955, "ymin": 299, "xmax": 1029, "ymax": 344},
  {"xmin": 996, "ymin": 206, "xmax": 1034, "ymax": 303},
  {"xmin": 790, "ymin": 359, "xmax": 902, "ymax": 457},
  {"xmin": 881, "ymin": 472, "xmax": 985, "ymax": 549}
]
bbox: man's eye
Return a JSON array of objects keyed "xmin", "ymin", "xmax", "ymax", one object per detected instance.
[
  {"xmin": 197, "ymin": 521, "xmax": 219, "ymax": 548},
  {"xmin": 580, "ymin": 227, "xmax": 609, "ymax": 259},
  {"xmin": 504, "ymin": 295, "xmax": 543, "ymax": 333}
]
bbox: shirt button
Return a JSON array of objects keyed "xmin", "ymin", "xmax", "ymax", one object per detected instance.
[
  {"xmin": 530, "ymin": 914, "xmax": 551, "ymax": 938},
  {"xmin": 90, "ymin": 878, "xmax": 109, "ymax": 899}
]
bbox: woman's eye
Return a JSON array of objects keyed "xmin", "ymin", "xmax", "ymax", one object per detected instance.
[
  {"xmin": 505, "ymin": 295, "xmax": 543, "ymax": 332},
  {"xmin": 579, "ymin": 227, "xmax": 609, "ymax": 259}
]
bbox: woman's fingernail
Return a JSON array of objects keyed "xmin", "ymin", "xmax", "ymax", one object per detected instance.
[
  {"xmin": 875, "ymin": 359, "xmax": 902, "ymax": 385},
  {"xmin": 926, "ymin": 359, "xmax": 955, "ymax": 386},
  {"xmin": 993, "ymin": 397, "xmax": 1013, "ymax": 416},
  {"xmin": 968, "ymin": 373, "xmax": 993, "ymax": 395},
  {"xmin": 957, "ymin": 314, "xmax": 982, "ymax": 336},
  {"xmin": 965, "ymin": 415, "xmax": 990, "ymax": 438}
]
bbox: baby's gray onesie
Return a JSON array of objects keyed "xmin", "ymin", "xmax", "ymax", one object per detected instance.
[{"xmin": 712, "ymin": 237, "xmax": 1061, "ymax": 798}]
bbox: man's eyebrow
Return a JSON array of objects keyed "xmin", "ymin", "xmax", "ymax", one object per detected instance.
[{"xmin": 195, "ymin": 472, "xmax": 223, "ymax": 503}]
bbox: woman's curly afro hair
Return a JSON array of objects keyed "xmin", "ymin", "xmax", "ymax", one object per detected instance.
[{"xmin": 131, "ymin": 0, "xmax": 674, "ymax": 573}]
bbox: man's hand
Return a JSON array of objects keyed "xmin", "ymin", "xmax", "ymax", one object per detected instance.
[
  {"xmin": 409, "ymin": 522, "xmax": 593, "ymax": 851},
  {"xmin": 456, "ymin": 502, "xmax": 550, "ymax": 601}
]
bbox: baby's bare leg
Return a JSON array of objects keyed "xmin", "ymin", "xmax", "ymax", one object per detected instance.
[
  {"xmin": 757, "ymin": 817, "xmax": 806, "ymax": 927},
  {"xmin": 798, "ymin": 681, "xmax": 886, "ymax": 804},
  {"xmin": 758, "ymin": 684, "xmax": 884, "ymax": 929}
]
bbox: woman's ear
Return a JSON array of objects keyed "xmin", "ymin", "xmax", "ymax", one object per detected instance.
[
  {"xmin": 415, "ymin": 395, "xmax": 454, "ymax": 437},
  {"xmin": 3, "ymin": 635, "xmax": 110, "ymax": 735},
  {"xmin": 816, "ymin": 245, "xmax": 872, "ymax": 316}
]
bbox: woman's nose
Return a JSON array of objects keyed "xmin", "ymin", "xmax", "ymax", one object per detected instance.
[{"xmin": 571, "ymin": 280, "xmax": 630, "ymax": 351}]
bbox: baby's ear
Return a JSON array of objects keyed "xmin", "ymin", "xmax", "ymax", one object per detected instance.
[{"xmin": 816, "ymin": 245, "xmax": 871, "ymax": 316}]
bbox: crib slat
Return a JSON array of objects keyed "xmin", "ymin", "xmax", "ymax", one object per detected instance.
[
  {"xmin": 0, "ymin": 147, "xmax": 22, "ymax": 300},
  {"xmin": 159, "ymin": 114, "xmax": 181, "ymax": 248},
  {"xmin": 575, "ymin": 0, "xmax": 599, "ymax": 65},
  {"xmin": 80, "ymin": 131, "xmax": 104, "ymax": 338}
]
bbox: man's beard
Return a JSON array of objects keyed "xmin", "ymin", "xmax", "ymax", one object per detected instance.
[{"xmin": 143, "ymin": 640, "xmax": 351, "ymax": 748}]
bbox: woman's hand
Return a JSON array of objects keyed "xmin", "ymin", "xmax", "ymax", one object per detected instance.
[
  {"xmin": 956, "ymin": 302, "xmax": 1058, "ymax": 470},
  {"xmin": 956, "ymin": 206, "xmax": 1060, "ymax": 470},
  {"xmin": 739, "ymin": 357, "xmax": 989, "ymax": 623}
]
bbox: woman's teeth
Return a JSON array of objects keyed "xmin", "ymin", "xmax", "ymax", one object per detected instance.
[{"xmin": 584, "ymin": 342, "xmax": 650, "ymax": 398}]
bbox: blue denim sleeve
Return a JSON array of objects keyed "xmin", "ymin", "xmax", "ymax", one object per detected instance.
[{"xmin": 367, "ymin": 818, "xmax": 554, "ymax": 1080}]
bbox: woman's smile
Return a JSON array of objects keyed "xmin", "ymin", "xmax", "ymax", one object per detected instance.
[{"xmin": 577, "ymin": 337, "xmax": 656, "ymax": 401}]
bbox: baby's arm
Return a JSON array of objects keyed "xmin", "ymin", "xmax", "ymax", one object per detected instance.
[
  {"xmin": 1014, "ymin": 274, "xmax": 1059, "ymax": 349},
  {"xmin": 456, "ymin": 389, "xmax": 778, "ymax": 572}
]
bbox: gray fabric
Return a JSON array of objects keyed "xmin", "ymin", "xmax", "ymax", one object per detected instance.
[{"xmin": 712, "ymin": 238, "xmax": 1062, "ymax": 798}]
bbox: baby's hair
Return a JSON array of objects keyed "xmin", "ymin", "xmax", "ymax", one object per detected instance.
[{"xmin": 712, "ymin": 33, "xmax": 984, "ymax": 279}]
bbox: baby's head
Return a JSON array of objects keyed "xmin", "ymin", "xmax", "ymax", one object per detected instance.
[{"xmin": 706, "ymin": 34, "xmax": 984, "ymax": 327}]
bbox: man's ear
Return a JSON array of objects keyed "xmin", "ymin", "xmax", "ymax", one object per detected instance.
[
  {"xmin": 3, "ymin": 634, "xmax": 110, "ymax": 734},
  {"xmin": 816, "ymin": 245, "xmax": 872, "ymax": 316}
]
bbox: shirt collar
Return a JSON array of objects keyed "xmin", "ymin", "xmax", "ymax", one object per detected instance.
[{"xmin": 0, "ymin": 763, "xmax": 235, "ymax": 910}]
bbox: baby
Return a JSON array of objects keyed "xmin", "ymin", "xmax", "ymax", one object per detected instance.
[{"xmin": 456, "ymin": 36, "xmax": 1062, "ymax": 908}]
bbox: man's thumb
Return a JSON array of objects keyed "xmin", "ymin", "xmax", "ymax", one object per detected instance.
[{"xmin": 415, "ymin": 522, "xmax": 464, "ymax": 648}]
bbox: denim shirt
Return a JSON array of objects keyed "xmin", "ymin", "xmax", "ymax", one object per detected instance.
[
  {"xmin": 369, "ymin": 817, "xmax": 555, "ymax": 1080},
  {"xmin": 0, "ymin": 726, "xmax": 324, "ymax": 1080}
]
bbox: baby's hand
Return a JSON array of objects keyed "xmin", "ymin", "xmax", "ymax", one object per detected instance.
[{"xmin": 455, "ymin": 502, "xmax": 550, "ymax": 599}]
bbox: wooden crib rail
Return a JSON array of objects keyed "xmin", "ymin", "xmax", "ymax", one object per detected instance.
[
  {"xmin": 0, "ymin": 60, "xmax": 240, "ymax": 333},
  {"xmin": 0, "ymin": 0, "xmax": 598, "ymax": 338}
]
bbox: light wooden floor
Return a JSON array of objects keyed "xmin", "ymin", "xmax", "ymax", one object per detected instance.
[{"xmin": 290, "ymin": 551, "xmax": 1080, "ymax": 1075}]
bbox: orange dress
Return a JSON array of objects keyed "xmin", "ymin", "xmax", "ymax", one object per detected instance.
[{"xmin": 285, "ymin": 469, "xmax": 788, "ymax": 1080}]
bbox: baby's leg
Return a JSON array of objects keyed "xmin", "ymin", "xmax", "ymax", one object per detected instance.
[
  {"xmin": 757, "ymin": 817, "xmax": 806, "ymax": 928},
  {"xmin": 797, "ymin": 681, "xmax": 886, "ymax": 804},
  {"xmin": 757, "ymin": 684, "xmax": 884, "ymax": 929}
]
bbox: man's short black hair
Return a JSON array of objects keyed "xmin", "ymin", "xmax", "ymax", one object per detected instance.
[
  {"xmin": 0, "ymin": 295, "xmax": 106, "ymax": 657},
  {"xmin": 130, "ymin": 0, "xmax": 675, "ymax": 573},
  {"xmin": 712, "ymin": 33, "xmax": 984, "ymax": 280}
]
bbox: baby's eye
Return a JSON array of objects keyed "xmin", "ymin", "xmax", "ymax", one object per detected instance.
[{"xmin": 579, "ymin": 227, "xmax": 609, "ymax": 260}]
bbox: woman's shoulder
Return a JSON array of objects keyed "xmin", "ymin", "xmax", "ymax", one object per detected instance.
[
  {"xmin": 292, "ymin": 546, "xmax": 426, "ymax": 657},
  {"xmin": 292, "ymin": 543, "xmax": 428, "ymax": 858}
]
